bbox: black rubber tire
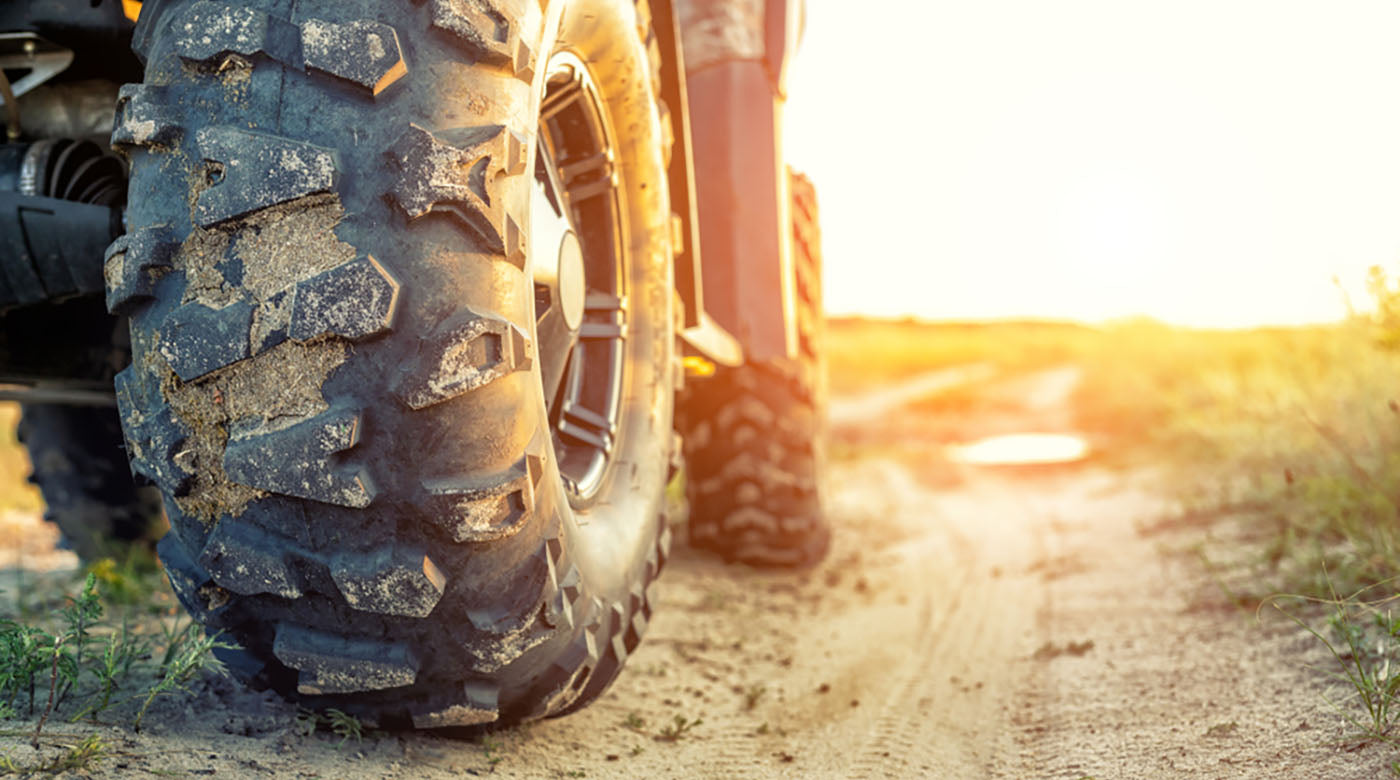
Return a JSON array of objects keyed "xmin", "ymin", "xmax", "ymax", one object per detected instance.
[
  {"xmin": 17, "ymin": 404, "xmax": 162, "ymax": 562},
  {"xmin": 113, "ymin": 0, "xmax": 673, "ymax": 726},
  {"xmin": 677, "ymin": 170, "xmax": 830, "ymax": 568}
]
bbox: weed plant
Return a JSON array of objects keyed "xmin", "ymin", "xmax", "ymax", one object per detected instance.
[
  {"xmin": 654, "ymin": 714, "xmax": 702, "ymax": 742},
  {"xmin": 0, "ymin": 569, "xmax": 227, "ymax": 735},
  {"xmin": 295, "ymin": 707, "xmax": 364, "ymax": 749},
  {"xmin": 0, "ymin": 732, "xmax": 108, "ymax": 775},
  {"xmin": 1267, "ymin": 582, "xmax": 1400, "ymax": 742}
]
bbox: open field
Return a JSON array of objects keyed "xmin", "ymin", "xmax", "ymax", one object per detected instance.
[{"xmin": 0, "ymin": 317, "xmax": 1399, "ymax": 776}]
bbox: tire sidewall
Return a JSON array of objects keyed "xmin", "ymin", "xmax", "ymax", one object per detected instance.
[{"xmin": 532, "ymin": 0, "xmax": 674, "ymax": 604}]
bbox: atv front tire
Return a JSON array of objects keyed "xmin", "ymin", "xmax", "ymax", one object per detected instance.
[{"xmin": 114, "ymin": 0, "xmax": 674, "ymax": 725}]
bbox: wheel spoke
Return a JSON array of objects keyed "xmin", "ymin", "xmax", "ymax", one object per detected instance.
[
  {"xmin": 558, "ymin": 400, "xmax": 615, "ymax": 456},
  {"xmin": 566, "ymin": 174, "xmax": 615, "ymax": 203},
  {"xmin": 530, "ymin": 158, "xmax": 572, "ymax": 290},
  {"xmin": 584, "ymin": 291, "xmax": 623, "ymax": 312},
  {"xmin": 532, "ymin": 137, "xmax": 584, "ymax": 408},
  {"xmin": 539, "ymin": 69, "xmax": 584, "ymax": 123},
  {"xmin": 578, "ymin": 322, "xmax": 625, "ymax": 340},
  {"xmin": 536, "ymin": 303, "xmax": 578, "ymax": 408},
  {"xmin": 557, "ymin": 152, "xmax": 613, "ymax": 190},
  {"xmin": 579, "ymin": 292, "xmax": 627, "ymax": 341}
]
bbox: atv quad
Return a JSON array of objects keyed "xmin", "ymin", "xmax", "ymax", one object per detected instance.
[{"xmin": 0, "ymin": 0, "xmax": 827, "ymax": 726}]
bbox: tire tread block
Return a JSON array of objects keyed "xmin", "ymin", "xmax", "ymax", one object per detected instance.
[
  {"xmin": 386, "ymin": 124, "xmax": 526, "ymax": 263},
  {"xmin": 157, "ymin": 300, "xmax": 254, "ymax": 381},
  {"xmin": 115, "ymin": 369, "xmax": 194, "ymax": 497},
  {"xmin": 300, "ymin": 17, "xmax": 408, "ymax": 95},
  {"xmin": 410, "ymin": 681, "xmax": 500, "ymax": 728},
  {"xmin": 111, "ymin": 84, "xmax": 182, "ymax": 149},
  {"xmin": 329, "ymin": 544, "xmax": 447, "ymax": 618},
  {"xmin": 273, "ymin": 623, "xmax": 419, "ymax": 694},
  {"xmin": 194, "ymin": 127, "xmax": 338, "ymax": 228},
  {"xmin": 394, "ymin": 307, "xmax": 532, "ymax": 410},
  {"xmin": 422, "ymin": 431, "xmax": 543, "ymax": 542},
  {"xmin": 428, "ymin": 0, "xmax": 536, "ymax": 79},
  {"xmin": 199, "ymin": 519, "xmax": 302, "ymax": 599},
  {"xmin": 171, "ymin": 1, "xmax": 275, "ymax": 63},
  {"xmin": 104, "ymin": 225, "xmax": 178, "ymax": 315},
  {"xmin": 171, "ymin": 2, "xmax": 408, "ymax": 97},
  {"xmin": 223, "ymin": 408, "xmax": 375, "ymax": 508},
  {"xmin": 288, "ymin": 255, "xmax": 400, "ymax": 343}
]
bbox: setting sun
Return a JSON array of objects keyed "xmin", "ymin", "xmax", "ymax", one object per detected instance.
[{"xmin": 786, "ymin": 0, "xmax": 1400, "ymax": 327}]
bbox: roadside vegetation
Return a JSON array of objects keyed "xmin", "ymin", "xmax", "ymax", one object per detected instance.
[
  {"xmin": 1083, "ymin": 310, "xmax": 1400, "ymax": 745},
  {"xmin": 825, "ymin": 316, "xmax": 1101, "ymax": 396}
]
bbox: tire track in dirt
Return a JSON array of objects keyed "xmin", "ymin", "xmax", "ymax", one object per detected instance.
[
  {"xmin": 844, "ymin": 472, "xmax": 1058, "ymax": 778},
  {"xmin": 845, "ymin": 562, "xmax": 961, "ymax": 778},
  {"xmin": 665, "ymin": 459, "xmax": 987, "ymax": 779}
]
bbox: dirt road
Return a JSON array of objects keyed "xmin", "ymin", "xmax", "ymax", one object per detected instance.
[{"xmin": 2, "ymin": 370, "xmax": 1393, "ymax": 778}]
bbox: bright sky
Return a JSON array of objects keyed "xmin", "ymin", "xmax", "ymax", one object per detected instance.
[{"xmin": 784, "ymin": 0, "xmax": 1400, "ymax": 327}]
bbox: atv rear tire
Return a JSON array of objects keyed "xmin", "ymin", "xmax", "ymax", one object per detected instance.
[
  {"xmin": 18, "ymin": 404, "xmax": 162, "ymax": 562},
  {"xmin": 114, "ymin": 0, "xmax": 674, "ymax": 725},
  {"xmin": 678, "ymin": 170, "xmax": 830, "ymax": 567}
]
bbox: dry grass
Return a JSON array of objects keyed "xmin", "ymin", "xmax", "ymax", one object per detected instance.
[
  {"xmin": 827, "ymin": 316, "xmax": 1377, "ymax": 457},
  {"xmin": 825, "ymin": 316, "xmax": 1100, "ymax": 396}
]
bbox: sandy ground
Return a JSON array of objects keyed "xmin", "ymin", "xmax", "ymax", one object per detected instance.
[{"xmin": 0, "ymin": 370, "xmax": 1394, "ymax": 778}]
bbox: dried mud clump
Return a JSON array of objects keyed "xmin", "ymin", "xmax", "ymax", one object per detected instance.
[
  {"xmin": 160, "ymin": 194, "xmax": 358, "ymax": 522},
  {"xmin": 162, "ymin": 339, "xmax": 348, "ymax": 523},
  {"xmin": 180, "ymin": 194, "xmax": 354, "ymax": 308},
  {"xmin": 231, "ymin": 195, "xmax": 354, "ymax": 297}
]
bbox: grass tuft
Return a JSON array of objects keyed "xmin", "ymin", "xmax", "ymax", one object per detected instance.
[
  {"xmin": 1266, "ymin": 577, "xmax": 1400, "ymax": 743},
  {"xmin": 0, "ymin": 571, "xmax": 226, "ymax": 737},
  {"xmin": 654, "ymin": 714, "xmax": 702, "ymax": 742},
  {"xmin": 134, "ymin": 619, "xmax": 229, "ymax": 730},
  {"xmin": 0, "ymin": 733, "xmax": 109, "ymax": 775},
  {"xmin": 742, "ymin": 684, "xmax": 766, "ymax": 711}
]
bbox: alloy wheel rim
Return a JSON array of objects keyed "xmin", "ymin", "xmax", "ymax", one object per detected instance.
[{"xmin": 531, "ymin": 50, "xmax": 628, "ymax": 506}]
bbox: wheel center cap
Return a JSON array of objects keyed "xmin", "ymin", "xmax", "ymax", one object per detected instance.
[{"xmin": 558, "ymin": 230, "xmax": 585, "ymax": 331}]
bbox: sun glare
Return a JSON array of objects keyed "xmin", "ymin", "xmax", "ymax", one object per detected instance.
[{"xmin": 785, "ymin": 0, "xmax": 1400, "ymax": 327}]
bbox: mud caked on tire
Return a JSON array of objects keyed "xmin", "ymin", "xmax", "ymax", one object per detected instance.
[
  {"xmin": 678, "ymin": 171, "xmax": 830, "ymax": 568},
  {"xmin": 112, "ymin": 0, "xmax": 675, "ymax": 725}
]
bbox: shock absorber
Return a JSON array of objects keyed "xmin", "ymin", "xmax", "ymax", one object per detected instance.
[{"xmin": 0, "ymin": 137, "xmax": 126, "ymax": 312}]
